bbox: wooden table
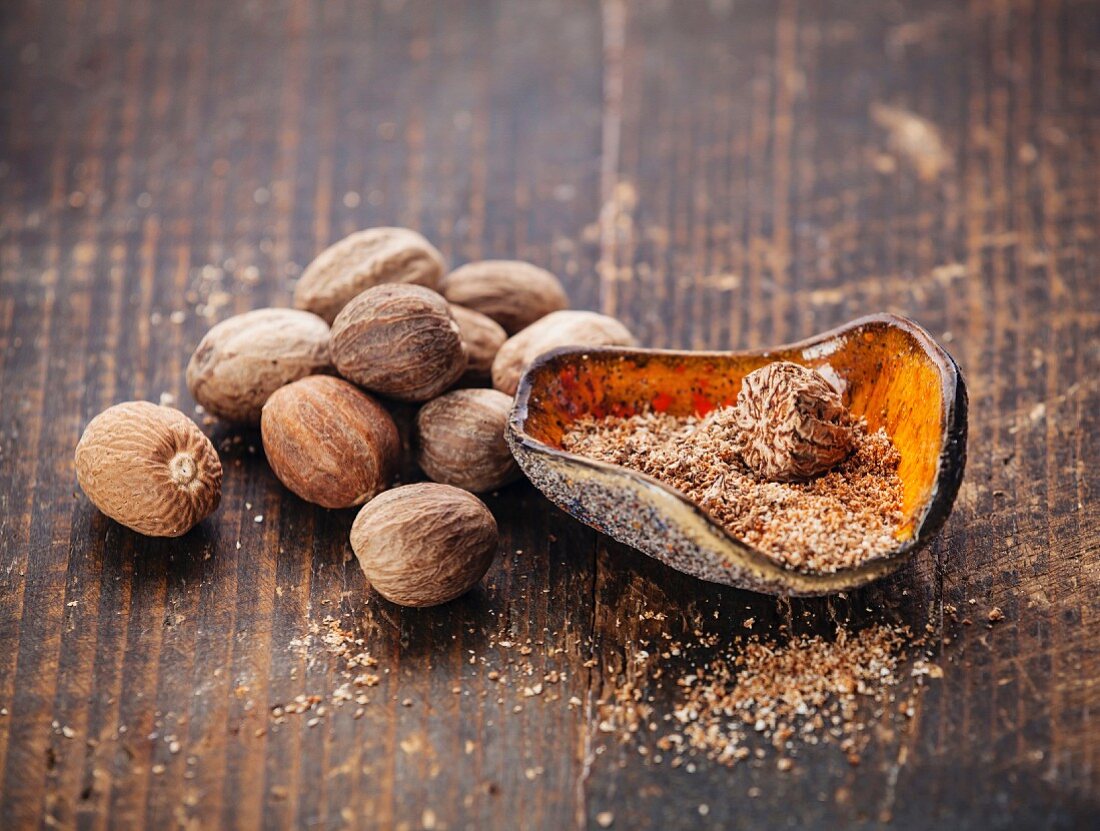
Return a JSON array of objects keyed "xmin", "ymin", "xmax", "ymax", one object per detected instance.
[{"xmin": 2, "ymin": 1, "xmax": 1098, "ymax": 828}]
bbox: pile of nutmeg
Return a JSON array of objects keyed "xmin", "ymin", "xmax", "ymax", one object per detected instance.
[{"xmin": 74, "ymin": 227, "xmax": 636, "ymax": 607}]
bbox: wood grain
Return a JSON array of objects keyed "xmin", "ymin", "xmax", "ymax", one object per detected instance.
[{"xmin": 1, "ymin": 0, "xmax": 1098, "ymax": 829}]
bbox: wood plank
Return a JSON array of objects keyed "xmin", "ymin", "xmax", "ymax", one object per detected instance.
[{"xmin": 0, "ymin": 0, "xmax": 1097, "ymax": 828}]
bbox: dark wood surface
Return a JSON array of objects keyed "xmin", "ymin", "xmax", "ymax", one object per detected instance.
[{"xmin": 2, "ymin": 0, "xmax": 1098, "ymax": 828}]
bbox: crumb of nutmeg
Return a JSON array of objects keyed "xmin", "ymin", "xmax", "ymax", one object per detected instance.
[
  {"xmin": 275, "ymin": 618, "xmax": 576, "ymax": 727},
  {"xmin": 273, "ymin": 616, "xmax": 380, "ymax": 723},
  {"xmin": 594, "ymin": 623, "xmax": 933, "ymax": 771},
  {"xmin": 561, "ymin": 407, "xmax": 904, "ymax": 573}
]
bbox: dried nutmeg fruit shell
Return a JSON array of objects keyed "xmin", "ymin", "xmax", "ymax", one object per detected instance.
[
  {"xmin": 492, "ymin": 310, "xmax": 637, "ymax": 395},
  {"xmin": 732, "ymin": 361, "xmax": 855, "ymax": 481},
  {"xmin": 293, "ymin": 227, "xmax": 446, "ymax": 324},
  {"xmin": 449, "ymin": 304, "xmax": 507, "ymax": 386},
  {"xmin": 75, "ymin": 401, "xmax": 222, "ymax": 537},
  {"xmin": 350, "ymin": 482, "xmax": 498, "ymax": 607},
  {"xmin": 416, "ymin": 388, "xmax": 519, "ymax": 492},
  {"xmin": 186, "ymin": 308, "xmax": 332, "ymax": 424},
  {"xmin": 440, "ymin": 260, "xmax": 568, "ymax": 335},
  {"xmin": 260, "ymin": 375, "xmax": 400, "ymax": 508},
  {"xmin": 330, "ymin": 284, "xmax": 467, "ymax": 402}
]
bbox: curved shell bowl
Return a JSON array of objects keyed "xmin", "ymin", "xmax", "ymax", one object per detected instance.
[{"xmin": 507, "ymin": 314, "xmax": 968, "ymax": 596}]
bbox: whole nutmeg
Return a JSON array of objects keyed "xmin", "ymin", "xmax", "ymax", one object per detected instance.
[
  {"xmin": 440, "ymin": 260, "xmax": 568, "ymax": 334},
  {"xmin": 491, "ymin": 310, "xmax": 637, "ymax": 395},
  {"xmin": 416, "ymin": 389, "xmax": 519, "ymax": 492},
  {"xmin": 261, "ymin": 375, "xmax": 400, "ymax": 508},
  {"xmin": 330, "ymin": 284, "xmax": 467, "ymax": 402},
  {"xmin": 75, "ymin": 401, "xmax": 222, "ymax": 537},
  {"xmin": 186, "ymin": 308, "xmax": 332, "ymax": 424},
  {"xmin": 449, "ymin": 304, "xmax": 507, "ymax": 385},
  {"xmin": 350, "ymin": 483, "xmax": 498, "ymax": 607},
  {"xmin": 731, "ymin": 361, "xmax": 854, "ymax": 481},
  {"xmin": 294, "ymin": 227, "xmax": 445, "ymax": 323}
]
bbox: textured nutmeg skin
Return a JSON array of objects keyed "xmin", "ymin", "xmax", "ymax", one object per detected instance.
[
  {"xmin": 350, "ymin": 483, "xmax": 498, "ymax": 607},
  {"xmin": 330, "ymin": 284, "xmax": 467, "ymax": 402},
  {"xmin": 491, "ymin": 310, "xmax": 637, "ymax": 395},
  {"xmin": 260, "ymin": 375, "xmax": 400, "ymax": 508},
  {"xmin": 731, "ymin": 361, "xmax": 855, "ymax": 481},
  {"xmin": 416, "ymin": 389, "xmax": 519, "ymax": 492},
  {"xmin": 75, "ymin": 401, "xmax": 222, "ymax": 537},
  {"xmin": 440, "ymin": 260, "xmax": 568, "ymax": 334},
  {"xmin": 449, "ymin": 304, "xmax": 507, "ymax": 386},
  {"xmin": 293, "ymin": 227, "xmax": 445, "ymax": 323},
  {"xmin": 185, "ymin": 308, "xmax": 332, "ymax": 424}
]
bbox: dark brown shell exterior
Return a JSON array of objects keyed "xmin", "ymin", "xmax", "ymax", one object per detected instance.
[
  {"xmin": 330, "ymin": 284, "xmax": 467, "ymax": 402},
  {"xmin": 350, "ymin": 483, "xmax": 498, "ymax": 607},
  {"xmin": 260, "ymin": 375, "xmax": 400, "ymax": 508},
  {"xmin": 75, "ymin": 401, "xmax": 222, "ymax": 537}
]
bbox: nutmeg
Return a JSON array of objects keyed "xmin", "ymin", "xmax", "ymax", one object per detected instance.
[
  {"xmin": 440, "ymin": 260, "xmax": 568, "ymax": 334},
  {"xmin": 416, "ymin": 389, "xmax": 519, "ymax": 492},
  {"xmin": 185, "ymin": 308, "xmax": 332, "ymax": 424},
  {"xmin": 75, "ymin": 401, "xmax": 222, "ymax": 537},
  {"xmin": 293, "ymin": 227, "xmax": 445, "ymax": 323},
  {"xmin": 260, "ymin": 375, "xmax": 400, "ymax": 508},
  {"xmin": 449, "ymin": 304, "xmax": 507, "ymax": 386},
  {"xmin": 491, "ymin": 310, "xmax": 637, "ymax": 395},
  {"xmin": 731, "ymin": 361, "xmax": 854, "ymax": 481},
  {"xmin": 330, "ymin": 284, "xmax": 467, "ymax": 402},
  {"xmin": 350, "ymin": 483, "xmax": 498, "ymax": 607}
]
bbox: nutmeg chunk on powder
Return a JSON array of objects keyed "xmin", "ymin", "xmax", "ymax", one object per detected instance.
[{"xmin": 732, "ymin": 361, "xmax": 855, "ymax": 481}]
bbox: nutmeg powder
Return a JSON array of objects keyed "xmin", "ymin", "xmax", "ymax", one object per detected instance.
[{"xmin": 561, "ymin": 406, "xmax": 904, "ymax": 573}]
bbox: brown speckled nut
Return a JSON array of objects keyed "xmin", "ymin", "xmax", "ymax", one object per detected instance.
[
  {"xmin": 330, "ymin": 283, "xmax": 467, "ymax": 402},
  {"xmin": 491, "ymin": 310, "xmax": 637, "ymax": 395},
  {"xmin": 449, "ymin": 304, "xmax": 507, "ymax": 386},
  {"xmin": 75, "ymin": 401, "xmax": 222, "ymax": 537},
  {"xmin": 440, "ymin": 260, "xmax": 568, "ymax": 334},
  {"xmin": 416, "ymin": 388, "xmax": 519, "ymax": 492},
  {"xmin": 350, "ymin": 483, "xmax": 498, "ymax": 607},
  {"xmin": 186, "ymin": 308, "xmax": 332, "ymax": 424},
  {"xmin": 261, "ymin": 375, "xmax": 400, "ymax": 508},
  {"xmin": 293, "ymin": 227, "xmax": 446, "ymax": 324}
]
